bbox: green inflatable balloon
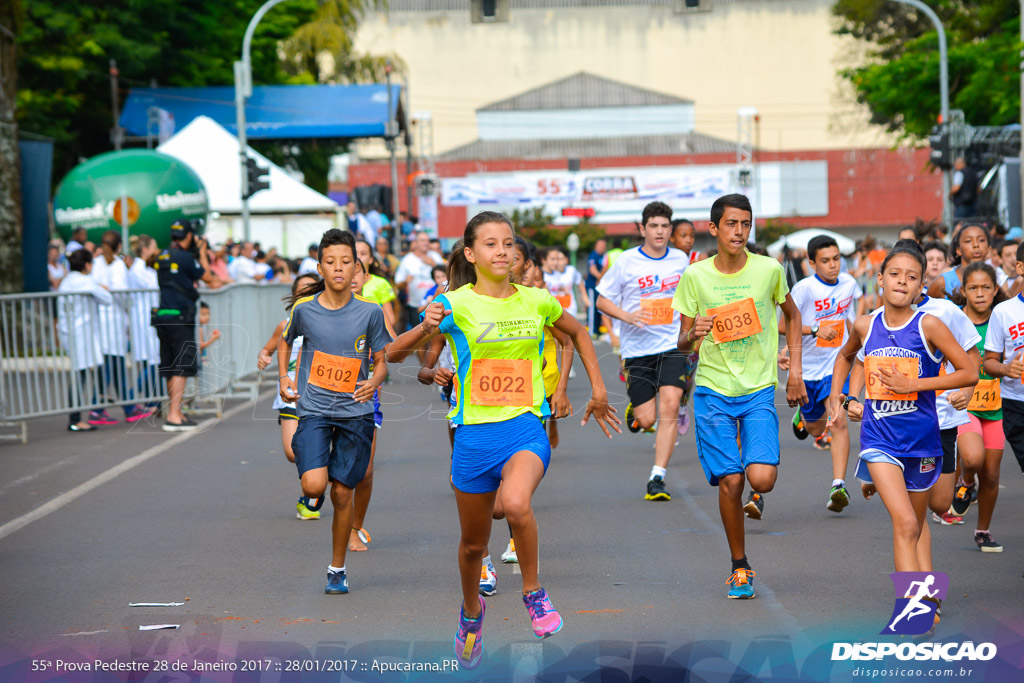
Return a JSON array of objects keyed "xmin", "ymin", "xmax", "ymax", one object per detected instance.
[{"xmin": 54, "ymin": 149, "xmax": 208, "ymax": 250}]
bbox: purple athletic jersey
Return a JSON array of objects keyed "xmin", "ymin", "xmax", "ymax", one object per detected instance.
[{"xmin": 861, "ymin": 309, "xmax": 943, "ymax": 459}]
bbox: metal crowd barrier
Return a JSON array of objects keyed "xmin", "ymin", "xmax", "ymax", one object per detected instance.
[
  {"xmin": 0, "ymin": 283, "xmax": 289, "ymax": 443},
  {"xmin": 193, "ymin": 283, "xmax": 291, "ymax": 407}
]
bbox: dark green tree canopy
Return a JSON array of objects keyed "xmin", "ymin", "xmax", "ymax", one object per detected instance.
[
  {"xmin": 16, "ymin": 0, "xmax": 395, "ymax": 186},
  {"xmin": 833, "ymin": 0, "xmax": 1021, "ymax": 138}
]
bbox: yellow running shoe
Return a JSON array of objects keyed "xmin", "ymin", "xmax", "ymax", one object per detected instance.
[{"xmin": 296, "ymin": 500, "xmax": 321, "ymax": 520}]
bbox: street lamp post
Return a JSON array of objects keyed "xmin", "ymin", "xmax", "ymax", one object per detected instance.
[
  {"xmin": 890, "ymin": 0, "xmax": 950, "ymax": 224},
  {"xmin": 235, "ymin": 0, "xmax": 290, "ymax": 243},
  {"xmin": 385, "ymin": 63, "xmax": 402, "ymax": 258}
]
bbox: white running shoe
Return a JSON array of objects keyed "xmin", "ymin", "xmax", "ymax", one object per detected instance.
[{"xmin": 500, "ymin": 539, "xmax": 518, "ymax": 564}]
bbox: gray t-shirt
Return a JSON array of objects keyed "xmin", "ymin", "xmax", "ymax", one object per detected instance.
[{"xmin": 283, "ymin": 292, "xmax": 393, "ymax": 419}]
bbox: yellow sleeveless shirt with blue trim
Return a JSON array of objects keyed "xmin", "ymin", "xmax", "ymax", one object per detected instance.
[{"xmin": 435, "ymin": 283, "xmax": 564, "ymax": 425}]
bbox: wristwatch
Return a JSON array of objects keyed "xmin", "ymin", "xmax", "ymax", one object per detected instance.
[
  {"xmin": 810, "ymin": 322, "xmax": 819, "ymax": 337},
  {"xmin": 842, "ymin": 395, "xmax": 859, "ymax": 411}
]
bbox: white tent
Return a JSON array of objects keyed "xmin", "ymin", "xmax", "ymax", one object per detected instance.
[
  {"xmin": 158, "ymin": 115, "xmax": 337, "ymax": 214},
  {"xmin": 157, "ymin": 116, "xmax": 339, "ymax": 256},
  {"xmin": 767, "ymin": 229, "xmax": 857, "ymax": 258}
]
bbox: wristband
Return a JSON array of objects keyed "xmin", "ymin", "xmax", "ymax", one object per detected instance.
[{"xmin": 279, "ymin": 375, "xmax": 289, "ymax": 381}]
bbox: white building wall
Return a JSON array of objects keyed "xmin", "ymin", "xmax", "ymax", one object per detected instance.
[
  {"xmin": 477, "ymin": 103, "xmax": 695, "ymax": 140},
  {"xmin": 353, "ymin": 0, "xmax": 891, "ymax": 156}
]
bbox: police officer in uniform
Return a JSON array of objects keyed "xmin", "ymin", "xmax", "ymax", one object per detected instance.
[
  {"xmin": 154, "ymin": 218, "xmax": 210, "ymax": 432},
  {"xmin": 952, "ymin": 156, "xmax": 979, "ymax": 220}
]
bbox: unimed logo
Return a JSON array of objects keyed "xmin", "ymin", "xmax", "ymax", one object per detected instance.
[{"xmin": 830, "ymin": 571, "xmax": 997, "ymax": 663}]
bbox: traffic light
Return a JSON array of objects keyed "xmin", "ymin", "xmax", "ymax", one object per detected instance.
[
  {"xmin": 415, "ymin": 173, "xmax": 438, "ymax": 197},
  {"xmin": 929, "ymin": 124, "xmax": 951, "ymax": 170},
  {"xmin": 244, "ymin": 156, "xmax": 270, "ymax": 199}
]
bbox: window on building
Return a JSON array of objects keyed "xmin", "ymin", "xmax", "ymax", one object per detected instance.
[{"xmin": 471, "ymin": 0, "xmax": 508, "ymax": 23}]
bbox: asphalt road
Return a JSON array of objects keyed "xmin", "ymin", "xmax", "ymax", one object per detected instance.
[{"xmin": 1, "ymin": 345, "xmax": 1022, "ymax": 682}]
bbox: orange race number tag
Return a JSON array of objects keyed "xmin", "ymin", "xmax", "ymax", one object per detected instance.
[
  {"xmin": 471, "ymin": 359, "xmax": 533, "ymax": 407},
  {"xmin": 815, "ymin": 319, "xmax": 846, "ymax": 348},
  {"xmin": 864, "ymin": 356, "xmax": 919, "ymax": 401},
  {"xmin": 308, "ymin": 351, "xmax": 361, "ymax": 393},
  {"xmin": 968, "ymin": 378, "xmax": 1001, "ymax": 412},
  {"xmin": 555, "ymin": 294, "xmax": 572, "ymax": 309},
  {"xmin": 707, "ymin": 298, "xmax": 762, "ymax": 343},
  {"xmin": 640, "ymin": 298, "xmax": 674, "ymax": 325}
]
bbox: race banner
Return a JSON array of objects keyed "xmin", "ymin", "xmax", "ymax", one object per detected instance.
[{"xmin": 441, "ymin": 167, "xmax": 730, "ymax": 208}]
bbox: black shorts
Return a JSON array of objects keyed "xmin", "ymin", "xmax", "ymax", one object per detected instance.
[
  {"xmin": 1002, "ymin": 398, "xmax": 1024, "ymax": 474},
  {"xmin": 155, "ymin": 316, "xmax": 200, "ymax": 378},
  {"xmin": 940, "ymin": 427, "xmax": 958, "ymax": 474},
  {"xmin": 292, "ymin": 415, "xmax": 375, "ymax": 488},
  {"xmin": 278, "ymin": 407, "xmax": 298, "ymax": 425},
  {"xmin": 623, "ymin": 350, "xmax": 688, "ymax": 407},
  {"xmin": 405, "ymin": 305, "xmax": 421, "ymax": 333}
]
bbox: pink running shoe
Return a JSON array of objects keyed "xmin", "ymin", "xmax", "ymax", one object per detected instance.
[
  {"xmin": 453, "ymin": 595, "xmax": 485, "ymax": 669},
  {"xmin": 124, "ymin": 406, "xmax": 156, "ymax": 423},
  {"xmin": 677, "ymin": 409, "xmax": 690, "ymax": 436},
  {"xmin": 87, "ymin": 410, "xmax": 118, "ymax": 426},
  {"xmin": 523, "ymin": 588, "xmax": 562, "ymax": 639}
]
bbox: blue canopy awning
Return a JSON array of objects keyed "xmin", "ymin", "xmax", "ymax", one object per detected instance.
[{"xmin": 119, "ymin": 84, "xmax": 405, "ymax": 140}]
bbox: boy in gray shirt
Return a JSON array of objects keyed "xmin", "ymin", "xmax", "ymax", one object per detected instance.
[{"xmin": 279, "ymin": 229, "xmax": 392, "ymax": 595}]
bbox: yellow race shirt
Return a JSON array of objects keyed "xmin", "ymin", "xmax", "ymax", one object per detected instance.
[
  {"xmin": 361, "ymin": 274, "xmax": 397, "ymax": 306},
  {"xmin": 436, "ymin": 283, "xmax": 564, "ymax": 425},
  {"xmin": 672, "ymin": 253, "xmax": 789, "ymax": 397},
  {"xmin": 542, "ymin": 326, "xmax": 559, "ymax": 398}
]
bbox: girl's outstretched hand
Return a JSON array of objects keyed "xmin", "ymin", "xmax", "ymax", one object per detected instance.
[{"xmin": 581, "ymin": 398, "xmax": 621, "ymax": 438}]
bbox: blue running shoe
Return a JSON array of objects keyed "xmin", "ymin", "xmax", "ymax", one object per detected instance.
[
  {"xmin": 325, "ymin": 569, "xmax": 349, "ymax": 594},
  {"xmin": 300, "ymin": 494, "xmax": 326, "ymax": 512},
  {"xmin": 479, "ymin": 558, "xmax": 497, "ymax": 596},
  {"xmin": 453, "ymin": 595, "xmax": 485, "ymax": 669},
  {"xmin": 726, "ymin": 568, "xmax": 756, "ymax": 599}
]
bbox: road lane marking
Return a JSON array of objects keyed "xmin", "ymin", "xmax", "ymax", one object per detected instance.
[
  {"xmin": 0, "ymin": 392, "xmax": 273, "ymax": 543},
  {"xmin": 0, "ymin": 458, "xmax": 72, "ymax": 497}
]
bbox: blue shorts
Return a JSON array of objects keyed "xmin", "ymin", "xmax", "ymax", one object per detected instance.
[
  {"xmin": 452, "ymin": 412, "xmax": 551, "ymax": 494},
  {"xmin": 292, "ymin": 415, "xmax": 375, "ymax": 488},
  {"xmin": 855, "ymin": 449, "xmax": 942, "ymax": 492},
  {"xmin": 801, "ymin": 375, "xmax": 850, "ymax": 423},
  {"xmin": 693, "ymin": 385, "xmax": 780, "ymax": 486},
  {"xmin": 373, "ymin": 390, "xmax": 382, "ymax": 428}
]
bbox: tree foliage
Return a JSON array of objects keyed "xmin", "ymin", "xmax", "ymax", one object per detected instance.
[
  {"xmin": 16, "ymin": 1, "xmax": 321, "ymax": 179},
  {"xmin": 509, "ymin": 208, "xmax": 608, "ymax": 253},
  {"xmin": 834, "ymin": 0, "xmax": 1021, "ymax": 138},
  {"xmin": 756, "ymin": 218, "xmax": 798, "ymax": 247},
  {"xmin": 1, "ymin": 1, "xmax": 25, "ymax": 293},
  {"xmin": 15, "ymin": 0, "xmax": 395, "ymax": 190},
  {"xmin": 281, "ymin": 0, "xmax": 401, "ymax": 83}
]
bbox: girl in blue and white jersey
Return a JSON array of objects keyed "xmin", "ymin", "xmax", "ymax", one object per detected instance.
[{"xmin": 828, "ymin": 243, "xmax": 976, "ymax": 574}]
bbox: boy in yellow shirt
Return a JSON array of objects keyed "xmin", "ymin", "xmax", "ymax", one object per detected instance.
[{"xmin": 673, "ymin": 194, "xmax": 806, "ymax": 599}]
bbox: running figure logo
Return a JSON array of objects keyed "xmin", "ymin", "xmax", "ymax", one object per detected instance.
[{"xmin": 882, "ymin": 572, "xmax": 949, "ymax": 635}]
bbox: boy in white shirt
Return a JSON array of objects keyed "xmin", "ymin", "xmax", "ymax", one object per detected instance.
[
  {"xmin": 597, "ymin": 201, "xmax": 690, "ymax": 501},
  {"xmin": 786, "ymin": 236, "xmax": 861, "ymax": 512}
]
